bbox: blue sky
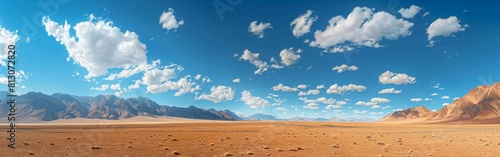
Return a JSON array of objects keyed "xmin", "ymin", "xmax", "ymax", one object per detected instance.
[{"xmin": 0, "ymin": 0, "xmax": 499, "ymax": 119}]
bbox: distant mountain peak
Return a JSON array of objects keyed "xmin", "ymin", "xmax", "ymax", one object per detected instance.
[{"xmin": 380, "ymin": 82, "xmax": 500, "ymax": 123}]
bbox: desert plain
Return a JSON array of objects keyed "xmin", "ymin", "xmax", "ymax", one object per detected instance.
[{"xmin": 1, "ymin": 117, "xmax": 500, "ymax": 157}]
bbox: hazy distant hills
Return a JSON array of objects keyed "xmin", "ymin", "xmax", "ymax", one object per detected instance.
[
  {"xmin": 379, "ymin": 82, "xmax": 500, "ymax": 123},
  {"xmin": 243, "ymin": 113, "xmax": 376, "ymax": 122},
  {"xmin": 0, "ymin": 92, "xmax": 242, "ymax": 122}
]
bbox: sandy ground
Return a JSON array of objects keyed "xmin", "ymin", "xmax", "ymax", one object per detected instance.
[{"xmin": 1, "ymin": 119, "xmax": 500, "ymax": 157}]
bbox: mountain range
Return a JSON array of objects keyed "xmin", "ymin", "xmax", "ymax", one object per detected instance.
[
  {"xmin": 0, "ymin": 91, "xmax": 375, "ymax": 123},
  {"xmin": 379, "ymin": 83, "xmax": 500, "ymax": 123},
  {"xmin": 0, "ymin": 92, "xmax": 242, "ymax": 122}
]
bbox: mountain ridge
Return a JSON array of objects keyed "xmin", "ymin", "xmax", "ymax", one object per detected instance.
[{"xmin": 379, "ymin": 83, "xmax": 500, "ymax": 123}]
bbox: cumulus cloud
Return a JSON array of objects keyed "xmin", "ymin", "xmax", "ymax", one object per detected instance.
[
  {"xmin": 42, "ymin": 15, "xmax": 147, "ymax": 79},
  {"xmin": 356, "ymin": 97, "xmax": 390, "ymax": 107},
  {"xmin": 316, "ymin": 85, "xmax": 325, "ymax": 89},
  {"xmin": 379, "ymin": 71, "xmax": 416, "ymax": 85},
  {"xmin": 0, "ymin": 26, "xmax": 19, "ymax": 67},
  {"xmin": 431, "ymin": 93, "xmax": 439, "ymax": 96},
  {"xmin": 159, "ymin": 8, "xmax": 184, "ymax": 31},
  {"xmin": 309, "ymin": 7, "xmax": 413, "ymax": 53},
  {"xmin": 378, "ymin": 88, "xmax": 402, "ymax": 94},
  {"xmin": 290, "ymin": 10, "xmax": 318, "ymax": 37},
  {"xmin": 442, "ymin": 102, "xmax": 450, "ymax": 106},
  {"xmin": 110, "ymin": 83, "xmax": 121, "ymax": 90},
  {"xmin": 427, "ymin": 16, "xmax": 467, "ymax": 46},
  {"xmin": 332, "ymin": 64, "xmax": 358, "ymax": 73},
  {"xmin": 441, "ymin": 96, "xmax": 450, "ymax": 99},
  {"xmin": 232, "ymin": 78, "xmax": 240, "ymax": 83},
  {"xmin": 298, "ymin": 89, "xmax": 320, "ymax": 96},
  {"xmin": 248, "ymin": 21, "xmax": 272, "ymax": 38},
  {"xmin": 279, "ymin": 47, "xmax": 301, "ymax": 66},
  {"xmin": 297, "ymin": 84, "xmax": 307, "ymax": 89},
  {"xmin": 326, "ymin": 84, "xmax": 367, "ymax": 94},
  {"xmin": 196, "ymin": 86, "xmax": 235, "ymax": 103},
  {"xmin": 410, "ymin": 98, "xmax": 422, "ymax": 102},
  {"xmin": 91, "ymin": 84, "xmax": 110, "ymax": 91},
  {"xmin": 303, "ymin": 103, "xmax": 319, "ymax": 109},
  {"xmin": 241, "ymin": 90, "xmax": 270, "ymax": 109},
  {"xmin": 353, "ymin": 110, "xmax": 367, "ymax": 114},
  {"xmin": 141, "ymin": 66, "xmax": 200, "ymax": 95},
  {"xmin": 272, "ymin": 83, "xmax": 299, "ymax": 92},
  {"xmin": 275, "ymin": 107, "xmax": 287, "ymax": 111},
  {"xmin": 398, "ymin": 5, "xmax": 421, "ymax": 18},
  {"xmin": 239, "ymin": 49, "xmax": 269, "ymax": 74},
  {"xmin": 299, "ymin": 97, "xmax": 344, "ymax": 109}
]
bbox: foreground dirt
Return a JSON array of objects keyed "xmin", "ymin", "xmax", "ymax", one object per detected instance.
[{"xmin": 1, "ymin": 121, "xmax": 500, "ymax": 157}]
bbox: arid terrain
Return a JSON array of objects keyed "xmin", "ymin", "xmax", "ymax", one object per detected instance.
[{"xmin": 2, "ymin": 118, "xmax": 500, "ymax": 157}]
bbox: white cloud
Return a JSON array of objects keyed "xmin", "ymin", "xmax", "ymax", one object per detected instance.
[
  {"xmin": 239, "ymin": 49, "xmax": 269, "ymax": 74},
  {"xmin": 356, "ymin": 97, "xmax": 390, "ymax": 107},
  {"xmin": 442, "ymin": 102, "xmax": 450, "ymax": 106},
  {"xmin": 91, "ymin": 84, "xmax": 109, "ymax": 91},
  {"xmin": 110, "ymin": 83, "xmax": 121, "ymax": 91},
  {"xmin": 453, "ymin": 97, "xmax": 460, "ymax": 100},
  {"xmin": 326, "ymin": 104, "xmax": 342, "ymax": 110},
  {"xmin": 275, "ymin": 107, "xmax": 287, "ymax": 111},
  {"xmin": 326, "ymin": 84, "xmax": 367, "ymax": 94},
  {"xmin": 159, "ymin": 8, "xmax": 184, "ymax": 31},
  {"xmin": 280, "ymin": 47, "xmax": 301, "ymax": 66},
  {"xmin": 241, "ymin": 90, "xmax": 270, "ymax": 109},
  {"xmin": 194, "ymin": 74, "xmax": 202, "ymax": 80},
  {"xmin": 424, "ymin": 98, "xmax": 432, "ymax": 101},
  {"xmin": 127, "ymin": 80, "xmax": 142, "ymax": 90},
  {"xmin": 0, "ymin": 26, "xmax": 19, "ymax": 67},
  {"xmin": 232, "ymin": 78, "xmax": 240, "ymax": 83},
  {"xmin": 378, "ymin": 71, "xmax": 416, "ymax": 85},
  {"xmin": 431, "ymin": 93, "xmax": 439, "ymax": 96},
  {"xmin": 369, "ymin": 112, "xmax": 384, "ymax": 115},
  {"xmin": 141, "ymin": 66, "xmax": 200, "ymax": 95},
  {"xmin": 316, "ymin": 85, "xmax": 325, "ymax": 89},
  {"xmin": 332, "ymin": 64, "xmax": 358, "ymax": 73},
  {"xmin": 42, "ymin": 15, "xmax": 147, "ymax": 79},
  {"xmin": 427, "ymin": 16, "xmax": 467, "ymax": 46},
  {"xmin": 303, "ymin": 103, "xmax": 319, "ymax": 109},
  {"xmin": 441, "ymin": 96, "xmax": 450, "ymax": 99},
  {"xmin": 196, "ymin": 86, "xmax": 235, "ymax": 103},
  {"xmin": 410, "ymin": 98, "xmax": 422, "ymax": 102},
  {"xmin": 272, "ymin": 83, "xmax": 298, "ymax": 92},
  {"xmin": 297, "ymin": 84, "xmax": 308, "ymax": 89},
  {"xmin": 248, "ymin": 21, "xmax": 272, "ymax": 38},
  {"xmin": 393, "ymin": 109, "xmax": 403, "ymax": 112},
  {"xmin": 382, "ymin": 105, "xmax": 390, "ymax": 109},
  {"xmin": 290, "ymin": 10, "xmax": 318, "ymax": 37},
  {"xmin": 298, "ymin": 89, "xmax": 320, "ymax": 96},
  {"xmin": 0, "ymin": 77, "xmax": 8, "ymax": 84},
  {"xmin": 378, "ymin": 88, "xmax": 402, "ymax": 94},
  {"xmin": 309, "ymin": 7, "xmax": 413, "ymax": 53},
  {"xmin": 353, "ymin": 110, "xmax": 367, "ymax": 114},
  {"xmin": 202, "ymin": 76, "xmax": 212, "ymax": 83},
  {"xmin": 422, "ymin": 12, "xmax": 430, "ymax": 17},
  {"xmin": 398, "ymin": 5, "xmax": 421, "ymax": 18}
]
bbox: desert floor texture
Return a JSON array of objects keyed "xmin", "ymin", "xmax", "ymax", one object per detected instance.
[{"xmin": 1, "ymin": 119, "xmax": 500, "ymax": 157}]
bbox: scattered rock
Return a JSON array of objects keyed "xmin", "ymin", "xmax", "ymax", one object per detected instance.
[
  {"xmin": 331, "ymin": 144, "xmax": 340, "ymax": 148},
  {"xmin": 260, "ymin": 145, "xmax": 270, "ymax": 149},
  {"xmin": 246, "ymin": 150, "xmax": 254, "ymax": 155},
  {"xmin": 91, "ymin": 146, "xmax": 101, "ymax": 149},
  {"xmin": 172, "ymin": 150, "xmax": 180, "ymax": 155},
  {"xmin": 171, "ymin": 138, "xmax": 177, "ymax": 141},
  {"xmin": 224, "ymin": 152, "xmax": 234, "ymax": 156},
  {"xmin": 164, "ymin": 147, "xmax": 169, "ymax": 150},
  {"xmin": 377, "ymin": 142, "xmax": 384, "ymax": 145},
  {"xmin": 24, "ymin": 142, "xmax": 29, "ymax": 145},
  {"xmin": 298, "ymin": 147, "xmax": 305, "ymax": 150},
  {"xmin": 276, "ymin": 148, "xmax": 283, "ymax": 152},
  {"xmin": 210, "ymin": 143, "xmax": 215, "ymax": 146},
  {"xmin": 29, "ymin": 152, "xmax": 34, "ymax": 155},
  {"xmin": 127, "ymin": 145, "xmax": 132, "ymax": 148}
]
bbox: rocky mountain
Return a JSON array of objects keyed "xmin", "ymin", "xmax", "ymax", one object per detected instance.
[
  {"xmin": 247, "ymin": 114, "xmax": 279, "ymax": 120},
  {"xmin": 0, "ymin": 92, "xmax": 240, "ymax": 122},
  {"xmin": 378, "ymin": 106, "xmax": 432, "ymax": 122},
  {"xmin": 379, "ymin": 83, "xmax": 500, "ymax": 123}
]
